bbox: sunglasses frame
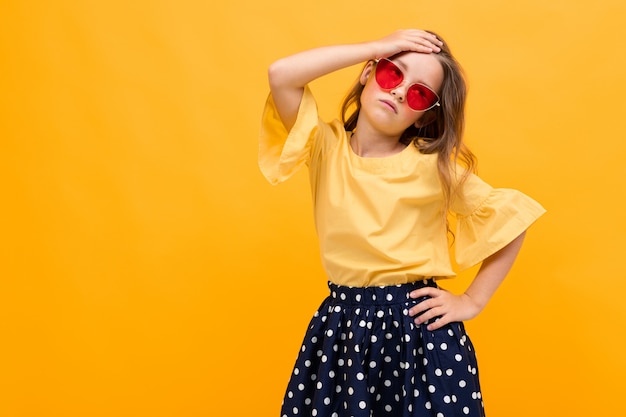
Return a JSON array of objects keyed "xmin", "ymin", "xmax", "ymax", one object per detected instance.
[{"xmin": 374, "ymin": 58, "xmax": 441, "ymax": 112}]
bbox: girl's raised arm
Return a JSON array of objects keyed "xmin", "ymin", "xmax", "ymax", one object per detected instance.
[{"xmin": 267, "ymin": 30, "xmax": 442, "ymax": 131}]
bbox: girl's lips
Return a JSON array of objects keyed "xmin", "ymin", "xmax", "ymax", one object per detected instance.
[{"xmin": 380, "ymin": 99, "xmax": 397, "ymax": 113}]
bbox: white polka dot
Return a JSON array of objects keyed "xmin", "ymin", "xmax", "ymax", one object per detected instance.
[
  {"xmin": 312, "ymin": 409, "xmax": 317, "ymax": 416},
  {"xmin": 357, "ymin": 372, "xmax": 365, "ymax": 380},
  {"xmin": 371, "ymin": 335, "xmax": 378, "ymax": 343},
  {"xmin": 437, "ymin": 413, "xmax": 444, "ymax": 417},
  {"xmin": 405, "ymin": 334, "xmax": 411, "ymax": 342},
  {"xmin": 386, "ymin": 294, "xmax": 393, "ymax": 301},
  {"xmin": 321, "ymin": 355, "xmax": 328, "ymax": 363},
  {"xmin": 384, "ymin": 356, "xmax": 392, "ymax": 363},
  {"xmin": 356, "ymin": 294, "xmax": 362, "ymax": 302},
  {"xmin": 384, "ymin": 380, "xmax": 392, "ymax": 387},
  {"xmin": 293, "ymin": 407, "xmax": 298, "ymax": 414},
  {"xmin": 369, "ymin": 361, "xmax": 377, "ymax": 368},
  {"xmin": 425, "ymin": 401, "xmax": 432, "ymax": 409},
  {"xmin": 459, "ymin": 380, "xmax": 467, "ymax": 388},
  {"xmin": 359, "ymin": 320, "xmax": 367, "ymax": 327},
  {"xmin": 448, "ymin": 329, "xmax": 454, "ymax": 336},
  {"xmin": 452, "ymin": 395, "xmax": 457, "ymax": 403},
  {"xmin": 288, "ymin": 391, "xmax": 294, "ymax": 398},
  {"xmin": 348, "ymin": 387, "xmax": 354, "ymax": 395},
  {"xmin": 359, "ymin": 401, "xmax": 367, "ymax": 409},
  {"xmin": 423, "ymin": 358, "xmax": 428, "ymax": 366},
  {"xmin": 428, "ymin": 385, "xmax": 436, "ymax": 393},
  {"xmin": 414, "ymin": 389, "xmax": 420, "ymax": 397},
  {"xmin": 294, "ymin": 368, "xmax": 300, "ymax": 375},
  {"xmin": 335, "ymin": 386, "xmax": 341, "ymax": 393},
  {"xmin": 377, "ymin": 310, "xmax": 384, "ymax": 318},
  {"xmin": 305, "ymin": 398, "xmax": 311, "ymax": 405},
  {"xmin": 443, "ymin": 395, "xmax": 451, "ymax": 403},
  {"xmin": 311, "ymin": 374, "xmax": 317, "ymax": 381},
  {"xmin": 326, "ymin": 329, "xmax": 333, "ymax": 337},
  {"xmin": 435, "ymin": 368, "xmax": 443, "ymax": 376},
  {"xmin": 385, "ymin": 405, "xmax": 392, "ymax": 412},
  {"xmin": 440, "ymin": 342, "xmax": 448, "ymax": 350},
  {"xmin": 427, "ymin": 343, "xmax": 434, "ymax": 350},
  {"xmin": 316, "ymin": 381, "xmax": 323, "ymax": 389},
  {"xmin": 455, "ymin": 354, "xmax": 463, "ymax": 362},
  {"xmin": 446, "ymin": 368, "xmax": 453, "ymax": 376},
  {"xmin": 298, "ymin": 383, "xmax": 305, "ymax": 391},
  {"xmin": 334, "ymin": 306, "xmax": 341, "ymax": 312},
  {"xmin": 340, "ymin": 293, "xmax": 346, "ymax": 300},
  {"xmin": 324, "ymin": 397, "xmax": 331, "ymax": 405},
  {"xmin": 463, "ymin": 407, "xmax": 470, "ymax": 414}
]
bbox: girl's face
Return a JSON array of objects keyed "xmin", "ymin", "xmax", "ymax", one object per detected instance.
[{"xmin": 359, "ymin": 52, "xmax": 444, "ymax": 135}]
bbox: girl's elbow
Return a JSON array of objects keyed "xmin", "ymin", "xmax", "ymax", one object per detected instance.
[{"xmin": 268, "ymin": 59, "xmax": 289, "ymax": 89}]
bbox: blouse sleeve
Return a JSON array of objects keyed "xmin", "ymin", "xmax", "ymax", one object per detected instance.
[
  {"xmin": 258, "ymin": 86, "xmax": 322, "ymax": 185},
  {"xmin": 451, "ymin": 171, "xmax": 546, "ymax": 270}
]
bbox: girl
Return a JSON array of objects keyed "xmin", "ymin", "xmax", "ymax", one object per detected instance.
[{"xmin": 259, "ymin": 29, "xmax": 545, "ymax": 417}]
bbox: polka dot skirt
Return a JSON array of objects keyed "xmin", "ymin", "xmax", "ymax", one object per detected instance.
[{"xmin": 281, "ymin": 280, "xmax": 485, "ymax": 417}]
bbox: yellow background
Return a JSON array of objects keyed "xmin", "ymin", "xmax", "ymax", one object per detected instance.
[{"xmin": 1, "ymin": 0, "xmax": 625, "ymax": 416}]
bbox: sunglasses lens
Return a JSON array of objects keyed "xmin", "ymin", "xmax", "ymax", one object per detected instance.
[
  {"xmin": 407, "ymin": 84, "xmax": 439, "ymax": 111},
  {"xmin": 375, "ymin": 59, "xmax": 403, "ymax": 89}
]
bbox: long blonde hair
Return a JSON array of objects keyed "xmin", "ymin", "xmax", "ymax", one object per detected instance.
[{"xmin": 341, "ymin": 31, "xmax": 476, "ymax": 234}]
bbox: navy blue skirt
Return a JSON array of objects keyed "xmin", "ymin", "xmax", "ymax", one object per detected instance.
[{"xmin": 280, "ymin": 280, "xmax": 485, "ymax": 417}]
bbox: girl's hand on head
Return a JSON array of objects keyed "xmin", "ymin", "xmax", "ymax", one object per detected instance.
[
  {"xmin": 408, "ymin": 287, "xmax": 482, "ymax": 331},
  {"xmin": 369, "ymin": 29, "xmax": 443, "ymax": 59}
]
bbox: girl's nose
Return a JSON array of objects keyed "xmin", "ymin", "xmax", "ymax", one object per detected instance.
[{"xmin": 390, "ymin": 87, "xmax": 405, "ymax": 102}]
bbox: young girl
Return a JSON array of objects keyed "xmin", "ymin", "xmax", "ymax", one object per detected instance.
[{"xmin": 259, "ymin": 29, "xmax": 545, "ymax": 417}]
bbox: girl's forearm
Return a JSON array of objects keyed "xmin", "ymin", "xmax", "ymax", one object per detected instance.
[
  {"xmin": 464, "ymin": 231, "xmax": 527, "ymax": 310},
  {"xmin": 268, "ymin": 43, "xmax": 377, "ymax": 90}
]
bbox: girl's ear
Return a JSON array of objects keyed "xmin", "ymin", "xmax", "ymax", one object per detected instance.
[
  {"xmin": 359, "ymin": 61, "xmax": 375, "ymax": 86},
  {"xmin": 414, "ymin": 110, "xmax": 437, "ymax": 128}
]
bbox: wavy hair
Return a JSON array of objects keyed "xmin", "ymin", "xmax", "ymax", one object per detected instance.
[{"xmin": 341, "ymin": 31, "xmax": 477, "ymax": 235}]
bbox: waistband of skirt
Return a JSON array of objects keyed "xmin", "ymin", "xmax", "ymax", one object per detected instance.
[{"xmin": 327, "ymin": 279, "xmax": 437, "ymax": 306}]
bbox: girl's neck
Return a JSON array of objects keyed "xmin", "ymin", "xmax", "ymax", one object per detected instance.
[{"xmin": 350, "ymin": 130, "xmax": 407, "ymax": 157}]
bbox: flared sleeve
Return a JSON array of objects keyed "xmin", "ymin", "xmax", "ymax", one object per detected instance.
[
  {"xmin": 451, "ymin": 171, "xmax": 546, "ymax": 270},
  {"xmin": 258, "ymin": 86, "xmax": 321, "ymax": 185}
]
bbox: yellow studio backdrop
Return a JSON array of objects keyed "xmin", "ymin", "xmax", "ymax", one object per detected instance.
[{"xmin": 1, "ymin": 0, "xmax": 624, "ymax": 416}]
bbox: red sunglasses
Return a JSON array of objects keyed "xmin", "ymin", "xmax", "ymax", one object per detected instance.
[{"xmin": 374, "ymin": 58, "xmax": 441, "ymax": 112}]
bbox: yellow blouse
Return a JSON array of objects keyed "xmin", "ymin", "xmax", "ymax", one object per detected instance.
[{"xmin": 259, "ymin": 87, "xmax": 546, "ymax": 287}]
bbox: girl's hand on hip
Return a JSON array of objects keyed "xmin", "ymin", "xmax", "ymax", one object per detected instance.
[
  {"xmin": 408, "ymin": 287, "xmax": 482, "ymax": 331},
  {"xmin": 369, "ymin": 29, "xmax": 443, "ymax": 59}
]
